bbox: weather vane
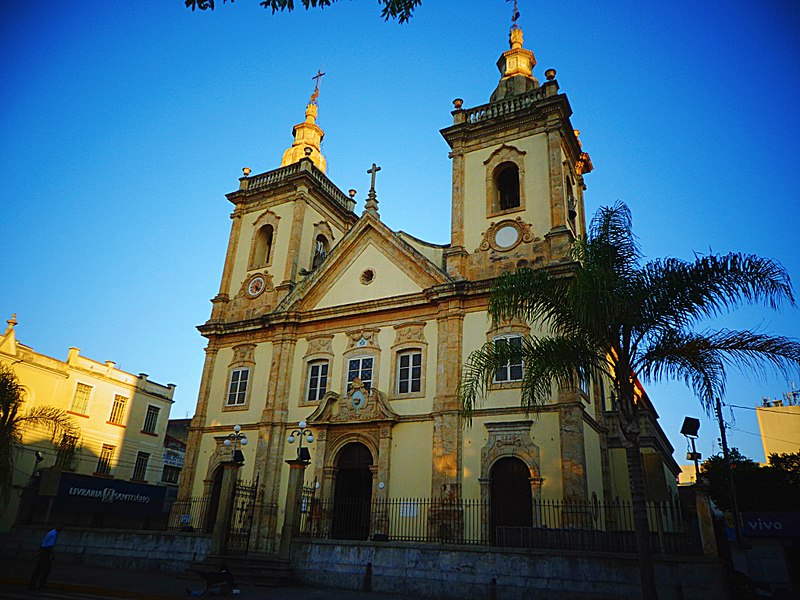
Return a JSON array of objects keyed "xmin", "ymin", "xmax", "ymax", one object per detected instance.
[
  {"xmin": 310, "ymin": 69, "xmax": 325, "ymax": 104},
  {"xmin": 507, "ymin": 0, "xmax": 520, "ymax": 25}
]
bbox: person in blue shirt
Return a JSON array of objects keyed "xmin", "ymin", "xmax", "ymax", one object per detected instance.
[{"xmin": 28, "ymin": 525, "xmax": 61, "ymax": 590}]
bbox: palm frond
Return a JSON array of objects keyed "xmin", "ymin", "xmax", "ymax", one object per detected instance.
[
  {"xmin": 635, "ymin": 330, "xmax": 727, "ymax": 411},
  {"xmin": 488, "ymin": 267, "xmax": 576, "ymax": 332},
  {"xmin": 459, "ymin": 335, "xmax": 602, "ymax": 420},
  {"xmin": 639, "ymin": 253, "xmax": 795, "ymax": 332},
  {"xmin": 17, "ymin": 406, "xmax": 79, "ymax": 442}
]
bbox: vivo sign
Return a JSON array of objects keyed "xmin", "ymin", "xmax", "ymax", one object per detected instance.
[{"xmin": 742, "ymin": 512, "xmax": 800, "ymax": 537}]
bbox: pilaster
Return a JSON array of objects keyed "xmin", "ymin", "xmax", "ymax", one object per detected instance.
[
  {"xmin": 251, "ymin": 324, "xmax": 298, "ymax": 552},
  {"xmin": 558, "ymin": 392, "xmax": 588, "ymax": 502},
  {"xmin": 177, "ymin": 346, "xmax": 219, "ymax": 499},
  {"xmin": 218, "ymin": 212, "xmax": 243, "ymax": 300},
  {"xmin": 431, "ymin": 301, "xmax": 465, "ymax": 499},
  {"xmin": 280, "ymin": 186, "xmax": 308, "ymax": 293}
]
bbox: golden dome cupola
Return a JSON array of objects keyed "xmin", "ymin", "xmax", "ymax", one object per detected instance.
[
  {"xmin": 490, "ymin": 17, "xmax": 539, "ymax": 102},
  {"xmin": 281, "ymin": 70, "xmax": 327, "ymax": 173}
]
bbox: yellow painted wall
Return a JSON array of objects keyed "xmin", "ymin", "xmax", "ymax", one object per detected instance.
[
  {"xmin": 756, "ymin": 405, "xmax": 800, "ymax": 457},
  {"xmin": 229, "ymin": 202, "xmax": 295, "ymax": 297},
  {"xmin": 462, "ymin": 133, "xmax": 550, "ymax": 252},
  {"xmin": 0, "ymin": 335, "xmax": 174, "ymax": 531},
  {"xmin": 314, "ymin": 243, "xmax": 423, "ymax": 310},
  {"xmin": 389, "ymin": 422, "xmax": 433, "ymax": 497}
]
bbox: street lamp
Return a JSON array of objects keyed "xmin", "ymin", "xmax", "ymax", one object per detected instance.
[
  {"xmin": 223, "ymin": 424, "xmax": 248, "ymax": 464},
  {"xmin": 680, "ymin": 416, "xmax": 702, "ymax": 483},
  {"xmin": 287, "ymin": 420, "xmax": 314, "ymax": 462}
]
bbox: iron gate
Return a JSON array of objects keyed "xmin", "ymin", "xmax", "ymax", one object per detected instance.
[{"xmin": 226, "ymin": 477, "xmax": 258, "ymax": 554}]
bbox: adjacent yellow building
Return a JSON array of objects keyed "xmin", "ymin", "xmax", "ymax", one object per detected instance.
[
  {"xmin": 178, "ymin": 23, "xmax": 679, "ymax": 552},
  {"xmin": 756, "ymin": 394, "xmax": 800, "ymax": 458},
  {"xmin": 0, "ymin": 315, "xmax": 176, "ymax": 531}
]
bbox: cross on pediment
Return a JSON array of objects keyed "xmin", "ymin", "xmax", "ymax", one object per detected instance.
[{"xmin": 367, "ymin": 163, "xmax": 381, "ymax": 191}]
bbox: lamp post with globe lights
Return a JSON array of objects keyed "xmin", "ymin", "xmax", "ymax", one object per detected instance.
[
  {"xmin": 287, "ymin": 421, "xmax": 313, "ymax": 462},
  {"xmin": 211, "ymin": 425, "xmax": 249, "ymax": 554},
  {"xmin": 224, "ymin": 424, "xmax": 248, "ymax": 464}
]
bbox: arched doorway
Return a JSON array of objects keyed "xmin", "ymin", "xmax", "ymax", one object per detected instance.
[
  {"xmin": 204, "ymin": 466, "xmax": 224, "ymax": 533},
  {"xmin": 331, "ymin": 442, "xmax": 373, "ymax": 540},
  {"xmin": 490, "ymin": 456, "xmax": 532, "ymax": 543}
]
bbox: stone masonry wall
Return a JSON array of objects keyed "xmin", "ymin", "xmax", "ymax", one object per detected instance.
[
  {"xmin": 292, "ymin": 539, "xmax": 728, "ymax": 600},
  {"xmin": 4, "ymin": 526, "xmax": 212, "ymax": 572}
]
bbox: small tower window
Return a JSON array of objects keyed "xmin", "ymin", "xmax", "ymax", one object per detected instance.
[
  {"xmin": 312, "ymin": 234, "xmax": 329, "ymax": 269},
  {"xmin": 252, "ymin": 225, "xmax": 274, "ymax": 268},
  {"xmin": 495, "ymin": 162, "xmax": 520, "ymax": 211},
  {"xmin": 565, "ymin": 177, "xmax": 577, "ymax": 227}
]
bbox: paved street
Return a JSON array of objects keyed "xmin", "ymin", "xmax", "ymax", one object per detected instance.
[{"xmin": 0, "ymin": 557, "xmax": 431, "ymax": 600}]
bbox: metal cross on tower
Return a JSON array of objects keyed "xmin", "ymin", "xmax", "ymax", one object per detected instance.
[{"xmin": 310, "ymin": 69, "xmax": 325, "ymax": 104}]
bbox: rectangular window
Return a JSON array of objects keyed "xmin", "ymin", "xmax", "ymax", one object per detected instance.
[
  {"xmin": 161, "ymin": 465, "xmax": 181, "ymax": 484},
  {"xmin": 70, "ymin": 383, "xmax": 92, "ymax": 415},
  {"xmin": 96, "ymin": 444, "xmax": 115, "ymax": 476},
  {"xmin": 142, "ymin": 405, "xmax": 160, "ymax": 434},
  {"xmin": 397, "ymin": 350, "xmax": 422, "ymax": 394},
  {"xmin": 579, "ymin": 374, "xmax": 590, "ymax": 397},
  {"xmin": 306, "ymin": 360, "xmax": 329, "ymax": 402},
  {"xmin": 494, "ymin": 336, "xmax": 523, "ymax": 382},
  {"xmin": 132, "ymin": 451, "xmax": 150, "ymax": 481},
  {"xmin": 227, "ymin": 368, "xmax": 250, "ymax": 406},
  {"xmin": 348, "ymin": 356, "xmax": 373, "ymax": 390},
  {"xmin": 108, "ymin": 395, "xmax": 127, "ymax": 425},
  {"xmin": 55, "ymin": 434, "xmax": 79, "ymax": 470}
]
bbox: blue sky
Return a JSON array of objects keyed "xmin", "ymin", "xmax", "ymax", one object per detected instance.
[{"xmin": 2, "ymin": 1, "xmax": 799, "ymax": 464}]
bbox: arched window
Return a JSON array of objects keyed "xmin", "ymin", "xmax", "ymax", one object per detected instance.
[
  {"xmin": 312, "ymin": 234, "xmax": 329, "ymax": 269},
  {"xmin": 252, "ymin": 225, "xmax": 273, "ymax": 268},
  {"xmin": 565, "ymin": 177, "xmax": 577, "ymax": 226},
  {"xmin": 495, "ymin": 162, "xmax": 520, "ymax": 211}
]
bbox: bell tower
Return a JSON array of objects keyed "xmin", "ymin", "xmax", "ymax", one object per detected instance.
[{"xmin": 441, "ymin": 20, "xmax": 593, "ymax": 282}]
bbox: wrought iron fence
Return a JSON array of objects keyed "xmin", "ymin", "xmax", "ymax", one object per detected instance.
[
  {"xmin": 298, "ymin": 497, "xmax": 701, "ymax": 556},
  {"xmin": 167, "ymin": 496, "xmax": 212, "ymax": 533}
]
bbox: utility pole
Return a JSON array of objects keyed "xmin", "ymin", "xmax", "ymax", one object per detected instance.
[{"xmin": 715, "ymin": 397, "xmax": 743, "ymax": 544}]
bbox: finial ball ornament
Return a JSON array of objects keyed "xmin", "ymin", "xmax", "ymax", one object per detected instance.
[
  {"xmin": 348, "ymin": 189, "xmax": 357, "ymax": 198},
  {"xmin": 453, "ymin": 98, "xmax": 463, "ymax": 109},
  {"xmin": 545, "ymin": 69, "xmax": 557, "ymax": 81},
  {"xmin": 242, "ymin": 167, "xmax": 251, "ymax": 177}
]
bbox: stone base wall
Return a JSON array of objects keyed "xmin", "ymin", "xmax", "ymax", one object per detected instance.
[
  {"xmin": 291, "ymin": 539, "xmax": 728, "ymax": 600},
  {"xmin": 3, "ymin": 526, "xmax": 212, "ymax": 573}
]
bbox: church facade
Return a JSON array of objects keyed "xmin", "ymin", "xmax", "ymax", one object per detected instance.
[{"xmin": 178, "ymin": 23, "xmax": 679, "ymax": 552}]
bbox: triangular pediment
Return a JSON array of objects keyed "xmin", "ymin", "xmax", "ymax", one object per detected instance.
[{"xmin": 277, "ymin": 213, "xmax": 451, "ymax": 312}]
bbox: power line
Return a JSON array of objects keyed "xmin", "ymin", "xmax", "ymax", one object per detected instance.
[
  {"xmin": 729, "ymin": 404, "xmax": 800, "ymax": 416},
  {"xmin": 730, "ymin": 427, "xmax": 800, "ymax": 446}
]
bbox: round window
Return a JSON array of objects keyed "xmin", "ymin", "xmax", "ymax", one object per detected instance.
[
  {"xmin": 360, "ymin": 269, "xmax": 375, "ymax": 285},
  {"xmin": 494, "ymin": 225, "xmax": 520, "ymax": 249}
]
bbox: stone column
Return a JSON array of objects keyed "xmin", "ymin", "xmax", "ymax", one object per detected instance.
[
  {"xmin": 544, "ymin": 122, "xmax": 572, "ymax": 262},
  {"xmin": 279, "ymin": 186, "xmax": 308, "ymax": 293},
  {"xmin": 251, "ymin": 323, "xmax": 298, "ymax": 552},
  {"xmin": 211, "ymin": 461, "xmax": 241, "ymax": 555},
  {"xmin": 176, "ymin": 346, "xmax": 219, "ymax": 500},
  {"xmin": 431, "ymin": 301, "xmax": 465, "ymax": 500},
  {"xmin": 558, "ymin": 395, "xmax": 588, "ymax": 503},
  {"xmin": 446, "ymin": 145, "xmax": 467, "ymax": 279},
  {"xmin": 694, "ymin": 484, "xmax": 719, "ymax": 557},
  {"xmin": 278, "ymin": 458, "xmax": 310, "ymax": 559},
  {"xmin": 216, "ymin": 211, "xmax": 243, "ymax": 303}
]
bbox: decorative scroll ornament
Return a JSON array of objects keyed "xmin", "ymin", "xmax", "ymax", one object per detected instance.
[{"xmin": 477, "ymin": 217, "xmax": 534, "ymax": 252}]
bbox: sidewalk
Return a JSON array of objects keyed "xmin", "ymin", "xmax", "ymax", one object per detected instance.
[{"xmin": 0, "ymin": 557, "xmax": 428, "ymax": 600}]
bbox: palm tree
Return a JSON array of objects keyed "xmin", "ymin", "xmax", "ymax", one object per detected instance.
[
  {"xmin": 0, "ymin": 364, "xmax": 79, "ymax": 502},
  {"xmin": 459, "ymin": 202, "xmax": 800, "ymax": 600}
]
